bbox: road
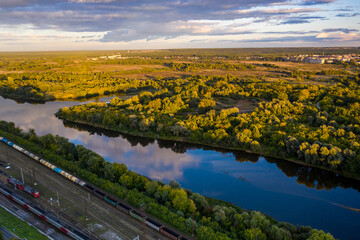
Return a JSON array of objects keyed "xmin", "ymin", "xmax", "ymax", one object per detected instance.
[{"xmin": 0, "ymin": 141, "xmax": 169, "ymax": 240}]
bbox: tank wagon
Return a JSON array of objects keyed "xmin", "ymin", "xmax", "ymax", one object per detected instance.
[
  {"xmin": 0, "ymin": 136, "xmax": 190, "ymax": 240},
  {"xmin": 0, "ymin": 185, "xmax": 90, "ymax": 240}
]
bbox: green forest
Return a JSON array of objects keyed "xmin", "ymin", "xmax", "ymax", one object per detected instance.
[
  {"xmin": 54, "ymin": 67, "xmax": 360, "ymax": 179},
  {"xmin": 0, "ymin": 49, "xmax": 359, "ymax": 239},
  {"xmin": 0, "ymin": 121, "xmax": 334, "ymax": 240},
  {"xmin": 1, "ymin": 51, "xmax": 359, "ymax": 177}
]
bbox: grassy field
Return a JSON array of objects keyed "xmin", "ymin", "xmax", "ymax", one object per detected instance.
[{"xmin": 0, "ymin": 48, "xmax": 357, "ymax": 102}]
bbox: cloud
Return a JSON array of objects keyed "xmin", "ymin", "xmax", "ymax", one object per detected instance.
[
  {"xmin": 300, "ymin": 0, "xmax": 336, "ymax": 5},
  {"xmin": 335, "ymin": 8, "xmax": 354, "ymax": 12},
  {"xmin": 280, "ymin": 15, "xmax": 326, "ymax": 24},
  {"xmin": 323, "ymin": 28, "xmax": 358, "ymax": 33},
  {"xmin": 234, "ymin": 8, "xmax": 321, "ymax": 15},
  {"xmin": 316, "ymin": 31, "xmax": 360, "ymax": 41},
  {"xmin": 0, "ymin": 0, "xmax": 61, "ymax": 8},
  {"xmin": 336, "ymin": 13, "xmax": 360, "ymax": 17},
  {"xmin": 232, "ymin": 35, "xmax": 320, "ymax": 43},
  {"xmin": 69, "ymin": 0, "xmax": 115, "ymax": 3},
  {"xmin": 0, "ymin": 0, "xmax": 358, "ymax": 49},
  {"xmin": 264, "ymin": 30, "xmax": 320, "ymax": 34},
  {"xmin": 101, "ymin": 20, "xmax": 254, "ymax": 42}
]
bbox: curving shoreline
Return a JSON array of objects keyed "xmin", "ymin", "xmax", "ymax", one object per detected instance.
[{"xmin": 58, "ymin": 116, "xmax": 360, "ymax": 182}]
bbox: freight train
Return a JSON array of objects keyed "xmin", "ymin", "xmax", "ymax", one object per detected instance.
[
  {"xmin": 7, "ymin": 176, "xmax": 40, "ymax": 198},
  {"xmin": 0, "ymin": 136, "xmax": 190, "ymax": 240},
  {"xmin": 0, "ymin": 136, "xmax": 86, "ymax": 187},
  {"xmin": 0, "ymin": 185, "xmax": 90, "ymax": 240}
]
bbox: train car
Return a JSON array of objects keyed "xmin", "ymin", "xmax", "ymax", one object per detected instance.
[
  {"xmin": 7, "ymin": 177, "xmax": 39, "ymax": 198},
  {"xmin": 104, "ymin": 195, "xmax": 117, "ymax": 206},
  {"xmin": 94, "ymin": 189, "xmax": 105, "ymax": 198},
  {"xmin": 32, "ymin": 205, "xmax": 48, "ymax": 221},
  {"xmin": 24, "ymin": 185, "xmax": 40, "ymax": 198},
  {"xmin": 160, "ymin": 226, "xmax": 180, "ymax": 240},
  {"xmin": 7, "ymin": 177, "xmax": 25, "ymax": 190},
  {"xmin": 78, "ymin": 180, "xmax": 86, "ymax": 187},
  {"xmin": 84, "ymin": 184, "xmax": 95, "ymax": 192},
  {"xmin": 130, "ymin": 209, "xmax": 146, "ymax": 222},
  {"xmin": 116, "ymin": 202, "xmax": 131, "ymax": 213},
  {"xmin": 40, "ymin": 159, "xmax": 48, "ymax": 166},
  {"xmin": 145, "ymin": 218, "xmax": 162, "ymax": 232}
]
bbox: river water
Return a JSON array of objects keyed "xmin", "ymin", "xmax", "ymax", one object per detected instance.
[{"xmin": 0, "ymin": 96, "xmax": 359, "ymax": 239}]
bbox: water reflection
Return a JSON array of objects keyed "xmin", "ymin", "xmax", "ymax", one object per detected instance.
[
  {"xmin": 63, "ymin": 121, "xmax": 199, "ymax": 180},
  {"xmin": 1, "ymin": 96, "xmax": 360, "ymax": 239},
  {"xmin": 64, "ymin": 120, "xmax": 360, "ymax": 193}
]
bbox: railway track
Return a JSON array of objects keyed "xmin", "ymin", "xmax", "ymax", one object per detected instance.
[{"xmin": 0, "ymin": 138, "xmax": 172, "ymax": 240}]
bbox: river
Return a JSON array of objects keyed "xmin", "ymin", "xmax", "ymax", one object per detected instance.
[{"xmin": 0, "ymin": 96, "xmax": 359, "ymax": 240}]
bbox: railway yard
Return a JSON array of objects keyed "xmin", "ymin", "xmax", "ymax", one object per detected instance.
[
  {"xmin": 0, "ymin": 187, "xmax": 71, "ymax": 240},
  {"xmin": 0, "ymin": 140, "xmax": 172, "ymax": 240}
]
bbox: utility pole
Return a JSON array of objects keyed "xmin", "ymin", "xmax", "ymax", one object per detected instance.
[
  {"xmin": 84, "ymin": 197, "xmax": 87, "ymax": 219},
  {"xmin": 56, "ymin": 191, "xmax": 60, "ymax": 207},
  {"xmin": 32, "ymin": 167, "xmax": 37, "ymax": 186},
  {"xmin": 6, "ymin": 163, "xmax": 11, "ymax": 177},
  {"xmin": 21, "ymin": 168, "xmax": 24, "ymax": 183},
  {"xmin": 84, "ymin": 195, "xmax": 91, "ymax": 239}
]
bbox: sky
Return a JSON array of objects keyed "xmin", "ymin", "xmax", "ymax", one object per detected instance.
[{"xmin": 0, "ymin": 0, "xmax": 359, "ymax": 51}]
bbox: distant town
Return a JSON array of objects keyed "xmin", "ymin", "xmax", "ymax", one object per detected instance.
[
  {"xmin": 281, "ymin": 54, "xmax": 360, "ymax": 64},
  {"xmin": 90, "ymin": 53, "xmax": 360, "ymax": 65}
]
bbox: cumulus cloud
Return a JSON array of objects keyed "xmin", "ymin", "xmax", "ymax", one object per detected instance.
[{"xmin": 316, "ymin": 30, "xmax": 360, "ymax": 41}]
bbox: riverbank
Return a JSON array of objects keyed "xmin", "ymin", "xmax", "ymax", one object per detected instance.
[
  {"xmin": 0, "ymin": 120, "xmax": 336, "ymax": 240},
  {"xmin": 59, "ymin": 117, "xmax": 360, "ymax": 182}
]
